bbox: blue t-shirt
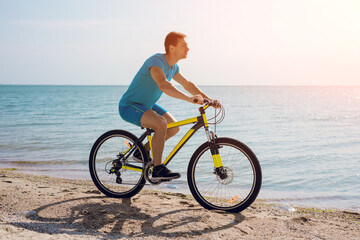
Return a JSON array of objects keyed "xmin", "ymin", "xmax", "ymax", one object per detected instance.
[{"xmin": 120, "ymin": 53, "xmax": 180, "ymax": 108}]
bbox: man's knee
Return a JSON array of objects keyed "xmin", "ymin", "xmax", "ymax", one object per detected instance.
[
  {"xmin": 140, "ymin": 110, "xmax": 167, "ymax": 132},
  {"xmin": 153, "ymin": 116, "xmax": 167, "ymax": 133}
]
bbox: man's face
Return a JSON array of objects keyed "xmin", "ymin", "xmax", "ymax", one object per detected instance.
[{"xmin": 172, "ymin": 38, "xmax": 189, "ymax": 59}]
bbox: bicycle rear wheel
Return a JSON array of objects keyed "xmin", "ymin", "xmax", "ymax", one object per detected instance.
[
  {"xmin": 89, "ymin": 130, "xmax": 147, "ymax": 198},
  {"xmin": 187, "ymin": 137, "xmax": 262, "ymax": 212}
]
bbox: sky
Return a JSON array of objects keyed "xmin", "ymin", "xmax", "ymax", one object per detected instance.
[{"xmin": 0, "ymin": 0, "xmax": 359, "ymax": 86}]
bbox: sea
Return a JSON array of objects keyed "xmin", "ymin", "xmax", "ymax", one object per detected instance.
[{"xmin": 1, "ymin": 85, "xmax": 359, "ymax": 211}]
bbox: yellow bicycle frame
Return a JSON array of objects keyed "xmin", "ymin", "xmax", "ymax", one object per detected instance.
[{"xmin": 122, "ymin": 104, "xmax": 223, "ymax": 172}]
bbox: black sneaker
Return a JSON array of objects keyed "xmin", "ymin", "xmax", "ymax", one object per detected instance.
[
  {"xmin": 132, "ymin": 149, "xmax": 149, "ymax": 162},
  {"xmin": 152, "ymin": 164, "xmax": 181, "ymax": 180}
]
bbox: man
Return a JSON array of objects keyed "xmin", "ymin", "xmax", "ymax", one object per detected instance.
[{"xmin": 119, "ymin": 32, "xmax": 219, "ymax": 181}]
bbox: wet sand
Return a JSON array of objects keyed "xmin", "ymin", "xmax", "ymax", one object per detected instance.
[{"xmin": 0, "ymin": 169, "xmax": 359, "ymax": 239}]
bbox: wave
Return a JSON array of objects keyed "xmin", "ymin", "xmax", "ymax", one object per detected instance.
[
  {"xmin": 7, "ymin": 160, "xmax": 82, "ymax": 165},
  {"xmin": 265, "ymin": 194, "xmax": 360, "ymax": 211},
  {"xmin": 268, "ymin": 194, "xmax": 360, "ymax": 202},
  {"xmin": 2, "ymin": 122, "xmax": 62, "ymax": 127}
]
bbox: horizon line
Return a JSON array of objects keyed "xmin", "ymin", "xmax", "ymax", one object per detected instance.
[{"xmin": 1, "ymin": 84, "xmax": 360, "ymax": 87}]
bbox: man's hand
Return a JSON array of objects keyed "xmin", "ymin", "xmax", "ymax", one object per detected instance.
[
  {"xmin": 210, "ymin": 99, "xmax": 221, "ymax": 109},
  {"xmin": 190, "ymin": 94, "xmax": 204, "ymax": 105},
  {"xmin": 190, "ymin": 96, "xmax": 221, "ymax": 109}
]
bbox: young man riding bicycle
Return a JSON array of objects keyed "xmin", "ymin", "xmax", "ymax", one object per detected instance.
[{"xmin": 119, "ymin": 32, "xmax": 220, "ymax": 181}]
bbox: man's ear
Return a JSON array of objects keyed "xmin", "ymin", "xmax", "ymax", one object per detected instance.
[{"xmin": 169, "ymin": 44, "xmax": 175, "ymax": 53}]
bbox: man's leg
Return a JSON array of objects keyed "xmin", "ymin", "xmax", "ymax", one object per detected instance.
[
  {"xmin": 142, "ymin": 112, "xmax": 180, "ymax": 153},
  {"xmin": 140, "ymin": 110, "xmax": 181, "ymax": 180},
  {"xmin": 140, "ymin": 109, "xmax": 167, "ymax": 166}
]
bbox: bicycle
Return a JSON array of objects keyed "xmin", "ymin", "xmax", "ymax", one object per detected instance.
[{"xmin": 89, "ymin": 99, "xmax": 262, "ymax": 212}]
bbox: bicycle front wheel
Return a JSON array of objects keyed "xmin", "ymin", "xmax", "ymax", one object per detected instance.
[
  {"xmin": 187, "ymin": 137, "xmax": 262, "ymax": 212},
  {"xmin": 89, "ymin": 130, "xmax": 147, "ymax": 198}
]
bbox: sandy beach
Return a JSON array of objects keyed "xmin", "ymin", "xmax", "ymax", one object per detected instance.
[{"xmin": 0, "ymin": 169, "xmax": 359, "ymax": 240}]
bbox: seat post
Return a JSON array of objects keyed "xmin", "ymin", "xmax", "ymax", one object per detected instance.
[{"xmin": 145, "ymin": 128, "xmax": 154, "ymax": 160}]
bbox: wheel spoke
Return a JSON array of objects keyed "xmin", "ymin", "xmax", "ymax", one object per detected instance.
[
  {"xmin": 188, "ymin": 138, "xmax": 261, "ymax": 212},
  {"xmin": 89, "ymin": 130, "xmax": 146, "ymax": 198}
]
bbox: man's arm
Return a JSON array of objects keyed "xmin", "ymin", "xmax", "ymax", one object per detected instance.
[
  {"xmin": 173, "ymin": 72, "xmax": 209, "ymax": 98},
  {"xmin": 173, "ymin": 72, "xmax": 221, "ymax": 108},
  {"xmin": 150, "ymin": 66, "xmax": 203, "ymax": 104}
]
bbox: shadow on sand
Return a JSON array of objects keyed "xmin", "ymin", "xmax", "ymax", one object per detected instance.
[{"xmin": 11, "ymin": 196, "xmax": 245, "ymax": 238}]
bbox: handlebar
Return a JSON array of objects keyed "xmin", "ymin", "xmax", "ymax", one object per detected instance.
[
  {"xmin": 192, "ymin": 98, "xmax": 208, "ymax": 104},
  {"xmin": 193, "ymin": 98, "xmax": 225, "ymax": 124}
]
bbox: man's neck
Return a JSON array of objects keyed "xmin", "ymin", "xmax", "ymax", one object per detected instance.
[{"xmin": 164, "ymin": 53, "xmax": 179, "ymax": 68}]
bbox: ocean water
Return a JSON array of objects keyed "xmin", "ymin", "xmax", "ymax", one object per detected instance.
[{"xmin": 1, "ymin": 85, "xmax": 359, "ymax": 211}]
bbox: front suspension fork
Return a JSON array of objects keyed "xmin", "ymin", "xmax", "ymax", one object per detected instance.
[{"xmin": 206, "ymin": 129, "xmax": 227, "ymax": 179}]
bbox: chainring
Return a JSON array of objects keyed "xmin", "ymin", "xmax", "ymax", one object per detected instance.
[{"xmin": 144, "ymin": 161, "xmax": 162, "ymax": 185}]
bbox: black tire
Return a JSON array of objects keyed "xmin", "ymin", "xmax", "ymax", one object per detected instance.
[
  {"xmin": 187, "ymin": 137, "xmax": 262, "ymax": 212},
  {"xmin": 89, "ymin": 130, "xmax": 147, "ymax": 198}
]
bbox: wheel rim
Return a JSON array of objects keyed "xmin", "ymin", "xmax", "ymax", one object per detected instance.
[
  {"xmin": 92, "ymin": 134, "xmax": 144, "ymax": 195},
  {"xmin": 191, "ymin": 143, "xmax": 257, "ymax": 209}
]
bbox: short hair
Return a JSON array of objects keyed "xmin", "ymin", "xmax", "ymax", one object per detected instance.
[{"xmin": 164, "ymin": 32, "xmax": 187, "ymax": 54}]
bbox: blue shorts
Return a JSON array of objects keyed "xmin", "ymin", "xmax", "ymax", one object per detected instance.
[{"xmin": 119, "ymin": 103, "xmax": 167, "ymax": 127}]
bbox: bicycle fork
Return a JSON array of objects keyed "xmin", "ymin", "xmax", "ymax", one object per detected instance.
[
  {"xmin": 206, "ymin": 130, "xmax": 227, "ymax": 179},
  {"xmin": 202, "ymin": 110, "xmax": 227, "ymax": 180}
]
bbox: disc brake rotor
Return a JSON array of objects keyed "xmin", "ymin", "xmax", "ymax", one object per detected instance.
[{"xmin": 216, "ymin": 167, "xmax": 234, "ymax": 185}]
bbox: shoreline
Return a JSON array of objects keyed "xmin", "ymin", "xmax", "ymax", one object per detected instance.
[{"xmin": 1, "ymin": 169, "xmax": 359, "ymax": 239}]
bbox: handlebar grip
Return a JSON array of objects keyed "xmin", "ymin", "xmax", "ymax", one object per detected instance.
[{"xmin": 193, "ymin": 98, "xmax": 212, "ymax": 104}]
